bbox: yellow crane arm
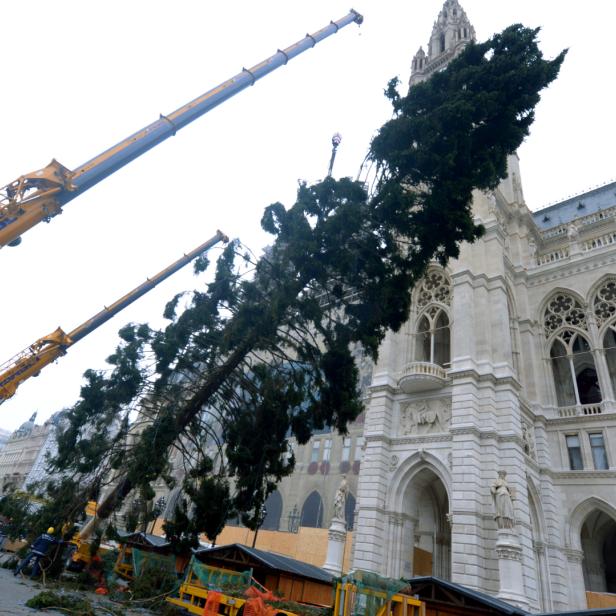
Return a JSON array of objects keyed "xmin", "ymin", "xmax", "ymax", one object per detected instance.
[
  {"xmin": 0, "ymin": 10, "xmax": 362, "ymax": 249},
  {"xmin": 0, "ymin": 230, "xmax": 227, "ymax": 404},
  {"xmin": 0, "ymin": 327, "xmax": 72, "ymax": 401}
]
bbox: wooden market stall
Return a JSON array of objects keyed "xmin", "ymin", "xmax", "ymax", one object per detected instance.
[{"xmin": 193, "ymin": 543, "xmax": 335, "ymax": 607}]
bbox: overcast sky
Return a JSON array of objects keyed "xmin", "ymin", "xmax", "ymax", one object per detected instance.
[{"xmin": 1, "ymin": 1, "xmax": 614, "ymax": 431}]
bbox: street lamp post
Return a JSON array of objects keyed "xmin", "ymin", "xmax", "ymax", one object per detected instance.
[
  {"xmin": 287, "ymin": 504, "xmax": 300, "ymax": 534},
  {"xmin": 149, "ymin": 496, "xmax": 167, "ymax": 534}
]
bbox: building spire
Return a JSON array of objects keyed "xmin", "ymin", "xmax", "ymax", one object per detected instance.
[{"xmin": 409, "ymin": 0, "xmax": 475, "ymax": 88}]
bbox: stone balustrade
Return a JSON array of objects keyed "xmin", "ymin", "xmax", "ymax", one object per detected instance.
[
  {"xmin": 557, "ymin": 403, "xmax": 603, "ymax": 418},
  {"xmin": 582, "ymin": 231, "xmax": 616, "ymax": 252},
  {"xmin": 540, "ymin": 204, "xmax": 616, "ymax": 240},
  {"xmin": 398, "ymin": 361, "xmax": 448, "ymax": 393},
  {"xmin": 536, "ymin": 247, "xmax": 569, "ymax": 266},
  {"xmin": 534, "ymin": 229, "xmax": 616, "ymax": 267}
]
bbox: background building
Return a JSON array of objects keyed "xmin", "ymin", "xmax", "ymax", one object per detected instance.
[
  {"xmin": 0, "ymin": 411, "xmax": 66, "ymax": 494},
  {"xmin": 0, "ymin": 413, "xmax": 49, "ymax": 493},
  {"xmin": 0, "ymin": 428, "xmax": 10, "ymax": 451}
]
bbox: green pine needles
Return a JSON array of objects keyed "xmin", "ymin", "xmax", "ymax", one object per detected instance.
[{"xmin": 48, "ymin": 24, "xmax": 565, "ymax": 545}]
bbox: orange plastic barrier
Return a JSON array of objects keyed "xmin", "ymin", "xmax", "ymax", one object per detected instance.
[
  {"xmin": 244, "ymin": 586, "xmax": 277, "ymax": 616},
  {"xmin": 202, "ymin": 590, "xmax": 222, "ymax": 616}
]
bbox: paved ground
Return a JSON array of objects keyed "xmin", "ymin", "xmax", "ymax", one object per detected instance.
[
  {"xmin": 0, "ymin": 555, "xmax": 160, "ymax": 615},
  {"xmin": 0, "ymin": 567, "xmax": 65, "ymax": 615}
]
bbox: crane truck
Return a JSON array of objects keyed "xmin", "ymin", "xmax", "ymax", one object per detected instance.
[
  {"xmin": 0, "ymin": 10, "xmax": 362, "ymax": 249},
  {"xmin": 0, "ymin": 230, "xmax": 227, "ymax": 403}
]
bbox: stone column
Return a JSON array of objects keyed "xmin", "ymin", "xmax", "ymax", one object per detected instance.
[
  {"xmin": 384, "ymin": 512, "xmax": 404, "ymax": 578},
  {"xmin": 400, "ymin": 516, "xmax": 416, "ymax": 578},
  {"xmin": 565, "ymin": 549, "xmax": 587, "ymax": 609},
  {"xmin": 495, "ymin": 528, "xmax": 529, "ymax": 610},
  {"xmin": 351, "ymin": 383, "xmax": 395, "ymax": 575},
  {"xmin": 323, "ymin": 518, "xmax": 347, "ymax": 575}
]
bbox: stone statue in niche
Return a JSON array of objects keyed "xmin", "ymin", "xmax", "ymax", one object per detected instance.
[
  {"xmin": 491, "ymin": 470, "xmax": 516, "ymax": 530},
  {"xmin": 512, "ymin": 171, "xmax": 524, "ymax": 203},
  {"xmin": 528, "ymin": 238, "xmax": 537, "ymax": 265},
  {"xmin": 567, "ymin": 221, "xmax": 580, "ymax": 241},
  {"xmin": 400, "ymin": 398, "xmax": 451, "ymax": 434},
  {"xmin": 333, "ymin": 475, "xmax": 348, "ymax": 521},
  {"xmin": 486, "ymin": 191, "xmax": 506, "ymax": 231},
  {"xmin": 521, "ymin": 422, "xmax": 536, "ymax": 460}
]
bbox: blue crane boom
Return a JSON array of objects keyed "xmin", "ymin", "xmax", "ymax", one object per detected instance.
[{"xmin": 0, "ymin": 9, "xmax": 363, "ymax": 248}]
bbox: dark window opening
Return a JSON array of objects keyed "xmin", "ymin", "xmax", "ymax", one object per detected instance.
[
  {"xmin": 566, "ymin": 434, "xmax": 584, "ymax": 470},
  {"xmin": 301, "ymin": 491, "xmax": 323, "ymax": 528},
  {"xmin": 261, "ymin": 491, "xmax": 283, "ymax": 531},
  {"xmin": 345, "ymin": 493, "xmax": 356, "ymax": 531},
  {"xmin": 589, "ymin": 433, "xmax": 609, "ymax": 470}
]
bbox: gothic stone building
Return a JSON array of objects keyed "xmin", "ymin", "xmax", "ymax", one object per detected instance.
[{"xmin": 272, "ymin": 1, "xmax": 616, "ymax": 612}]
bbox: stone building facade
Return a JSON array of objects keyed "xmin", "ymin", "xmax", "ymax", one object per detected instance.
[
  {"xmin": 272, "ymin": 1, "xmax": 616, "ymax": 612},
  {"xmin": 0, "ymin": 413, "xmax": 52, "ymax": 493}
]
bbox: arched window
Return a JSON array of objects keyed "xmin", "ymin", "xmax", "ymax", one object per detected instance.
[
  {"xmin": 604, "ymin": 327, "xmax": 616, "ymax": 395},
  {"xmin": 415, "ymin": 307, "xmax": 450, "ymax": 367},
  {"xmin": 550, "ymin": 330, "xmax": 601, "ymax": 406},
  {"xmin": 301, "ymin": 491, "xmax": 323, "ymax": 528},
  {"xmin": 261, "ymin": 491, "xmax": 282, "ymax": 531},
  {"xmin": 413, "ymin": 269, "xmax": 451, "ymax": 368},
  {"xmin": 345, "ymin": 493, "xmax": 356, "ymax": 531},
  {"xmin": 544, "ymin": 292, "xmax": 599, "ymax": 406},
  {"xmin": 439, "ymin": 33, "xmax": 446, "ymax": 53},
  {"xmin": 593, "ymin": 279, "xmax": 616, "ymax": 396}
]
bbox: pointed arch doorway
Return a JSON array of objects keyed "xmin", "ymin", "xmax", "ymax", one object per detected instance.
[
  {"xmin": 581, "ymin": 509, "xmax": 616, "ymax": 593},
  {"xmin": 403, "ymin": 467, "xmax": 451, "ymax": 579}
]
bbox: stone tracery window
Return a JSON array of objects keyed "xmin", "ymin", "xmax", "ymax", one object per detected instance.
[
  {"xmin": 592, "ymin": 279, "xmax": 616, "ymax": 397},
  {"xmin": 593, "ymin": 279, "xmax": 616, "ymax": 328},
  {"xmin": 414, "ymin": 269, "xmax": 451, "ymax": 367},
  {"xmin": 544, "ymin": 293, "xmax": 587, "ymax": 337},
  {"xmin": 416, "ymin": 269, "xmax": 451, "ymax": 310}
]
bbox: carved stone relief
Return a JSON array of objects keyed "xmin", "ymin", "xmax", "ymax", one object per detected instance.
[
  {"xmin": 390, "ymin": 454, "xmax": 399, "ymax": 471},
  {"xmin": 400, "ymin": 398, "xmax": 451, "ymax": 435}
]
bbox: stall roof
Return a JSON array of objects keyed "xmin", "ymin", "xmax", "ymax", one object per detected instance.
[
  {"xmin": 117, "ymin": 530, "xmax": 170, "ymax": 549},
  {"xmin": 194, "ymin": 543, "xmax": 334, "ymax": 584},
  {"xmin": 538, "ymin": 610, "xmax": 616, "ymax": 616},
  {"xmin": 404, "ymin": 576, "xmax": 528, "ymax": 616}
]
